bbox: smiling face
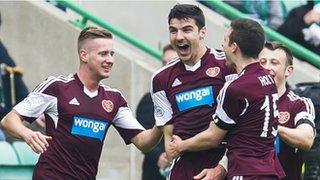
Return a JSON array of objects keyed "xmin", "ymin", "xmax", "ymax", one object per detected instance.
[
  {"xmin": 80, "ymin": 38, "xmax": 115, "ymax": 80},
  {"xmin": 259, "ymin": 47, "xmax": 293, "ymax": 87},
  {"xmin": 169, "ymin": 18, "xmax": 206, "ymax": 65}
]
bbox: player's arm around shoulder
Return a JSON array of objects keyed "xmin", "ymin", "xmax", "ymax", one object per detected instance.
[{"xmin": 1, "ymin": 110, "xmax": 51, "ymax": 153}]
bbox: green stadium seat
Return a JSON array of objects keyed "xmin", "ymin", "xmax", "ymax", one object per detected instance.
[
  {"xmin": 0, "ymin": 141, "xmax": 19, "ymax": 165},
  {"xmin": 12, "ymin": 141, "xmax": 39, "ymax": 165},
  {"xmin": 0, "ymin": 165, "xmax": 34, "ymax": 179}
]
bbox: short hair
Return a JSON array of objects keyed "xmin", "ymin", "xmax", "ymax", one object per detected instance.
[
  {"xmin": 168, "ymin": 4, "xmax": 205, "ymax": 29},
  {"xmin": 162, "ymin": 44, "xmax": 174, "ymax": 54},
  {"xmin": 264, "ymin": 41, "xmax": 293, "ymax": 66},
  {"xmin": 77, "ymin": 27, "xmax": 113, "ymax": 52},
  {"xmin": 229, "ymin": 19, "xmax": 265, "ymax": 58}
]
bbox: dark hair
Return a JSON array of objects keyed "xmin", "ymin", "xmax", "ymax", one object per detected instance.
[
  {"xmin": 162, "ymin": 44, "xmax": 174, "ymax": 54},
  {"xmin": 229, "ymin": 19, "xmax": 265, "ymax": 58},
  {"xmin": 168, "ymin": 4, "xmax": 205, "ymax": 29},
  {"xmin": 264, "ymin": 41, "xmax": 293, "ymax": 66},
  {"xmin": 78, "ymin": 27, "xmax": 113, "ymax": 52}
]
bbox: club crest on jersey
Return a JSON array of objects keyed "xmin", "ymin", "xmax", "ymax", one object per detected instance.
[
  {"xmin": 279, "ymin": 112, "xmax": 290, "ymax": 124},
  {"xmin": 206, "ymin": 67, "xmax": 220, "ymax": 78},
  {"xmin": 175, "ymin": 86, "xmax": 214, "ymax": 112},
  {"xmin": 71, "ymin": 116, "xmax": 109, "ymax": 142},
  {"xmin": 155, "ymin": 105, "xmax": 164, "ymax": 117},
  {"xmin": 102, "ymin": 100, "xmax": 114, "ymax": 113}
]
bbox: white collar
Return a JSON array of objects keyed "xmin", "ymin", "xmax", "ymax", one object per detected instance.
[
  {"xmin": 83, "ymin": 86, "xmax": 98, "ymax": 98},
  {"xmin": 184, "ymin": 59, "xmax": 201, "ymax": 72}
]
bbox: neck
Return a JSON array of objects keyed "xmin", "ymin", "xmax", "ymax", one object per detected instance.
[
  {"xmin": 234, "ymin": 56, "xmax": 257, "ymax": 74},
  {"xmin": 277, "ymin": 82, "xmax": 287, "ymax": 97},
  {"xmin": 184, "ymin": 43, "xmax": 207, "ymax": 66},
  {"xmin": 77, "ymin": 68, "xmax": 100, "ymax": 92}
]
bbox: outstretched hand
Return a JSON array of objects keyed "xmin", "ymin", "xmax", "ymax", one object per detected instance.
[{"xmin": 23, "ymin": 130, "xmax": 52, "ymax": 154}]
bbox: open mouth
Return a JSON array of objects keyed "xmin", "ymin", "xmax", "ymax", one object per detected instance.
[{"xmin": 176, "ymin": 44, "xmax": 190, "ymax": 56}]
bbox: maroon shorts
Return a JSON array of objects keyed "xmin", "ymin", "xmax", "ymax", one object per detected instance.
[{"xmin": 169, "ymin": 148, "xmax": 225, "ymax": 180}]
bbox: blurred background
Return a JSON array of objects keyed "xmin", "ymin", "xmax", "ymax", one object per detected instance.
[{"xmin": 0, "ymin": 0, "xmax": 319, "ymax": 179}]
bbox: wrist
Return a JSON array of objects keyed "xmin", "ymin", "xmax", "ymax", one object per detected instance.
[
  {"xmin": 179, "ymin": 140, "xmax": 188, "ymax": 152},
  {"xmin": 19, "ymin": 127, "xmax": 33, "ymax": 141},
  {"xmin": 277, "ymin": 125, "xmax": 284, "ymax": 135}
]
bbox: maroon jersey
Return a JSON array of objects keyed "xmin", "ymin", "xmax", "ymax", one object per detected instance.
[
  {"xmin": 14, "ymin": 74, "xmax": 144, "ymax": 180},
  {"xmin": 277, "ymin": 90, "xmax": 315, "ymax": 180},
  {"xmin": 151, "ymin": 48, "xmax": 237, "ymax": 179},
  {"xmin": 213, "ymin": 62, "xmax": 285, "ymax": 179}
]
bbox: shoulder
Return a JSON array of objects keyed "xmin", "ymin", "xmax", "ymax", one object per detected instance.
[
  {"xmin": 207, "ymin": 48, "xmax": 236, "ymax": 76},
  {"xmin": 287, "ymin": 90, "xmax": 314, "ymax": 110},
  {"xmin": 220, "ymin": 80, "xmax": 240, "ymax": 99},
  {"xmin": 208, "ymin": 48, "xmax": 226, "ymax": 61},
  {"xmin": 152, "ymin": 57, "xmax": 180, "ymax": 80},
  {"xmin": 151, "ymin": 57, "xmax": 180, "ymax": 92},
  {"xmin": 99, "ymin": 83, "xmax": 127, "ymax": 100},
  {"xmin": 33, "ymin": 74, "xmax": 75, "ymax": 93}
]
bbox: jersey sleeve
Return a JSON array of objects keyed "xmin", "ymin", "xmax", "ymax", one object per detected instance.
[
  {"xmin": 294, "ymin": 97, "xmax": 316, "ymax": 131},
  {"xmin": 13, "ymin": 77, "xmax": 58, "ymax": 123},
  {"xmin": 213, "ymin": 82, "xmax": 247, "ymax": 130},
  {"xmin": 151, "ymin": 75, "xmax": 173, "ymax": 126},
  {"xmin": 112, "ymin": 94, "xmax": 145, "ymax": 145}
]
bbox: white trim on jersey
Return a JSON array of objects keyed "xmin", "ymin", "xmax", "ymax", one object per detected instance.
[
  {"xmin": 184, "ymin": 58, "xmax": 201, "ymax": 72},
  {"xmin": 215, "ymin": 81, "xmax": 236, "ymax": 125},
  {"xmin": 14, "ymin": 92, "xmax": 59, "ymax": 128},
  {"xmin": 232, "ymin": 176, "xmax": 243, "ymax": 180},
  {"xmin": 239, "ymin": 98, "xmax": 249, "ymax": 116},
  {"xmin": 113, "ymin": 107, "xmax": 145, "ymax": 130},
  {"xmin": 166, "ymin": 56, "xmax": 180, "ymax": 66},
  {"xmin": 287, "ymin": 91, "xmax": 315, "ymax": 126},
  {"xmin": 294, "ymin": 111, "xmax": 315, "ymax": 127},
  {"xmin": 150, "ymin": 58, "xmax": 180, "ymax": 95},
  {"xmin": 168, "ymin": 156, "xmax": 181, "ymax": 180},
  {"xmin": 83, "ymin": 86, "xmax": 98, "ymax": 98},
  {"xmin": 151, "ymin": 90, "xmax": 173, "ymax": 126},
  {"xmin": 33, "ymin": 74, "xmax": 75, "ymax": 93},
  {"xmin": 209, "ymin": 48, "xmax": 226, "ymax": 60},
  {"xmin": 151, "ymin": 59, "xmax": 180, "ymax": 86},
  {"xmin": 100, "ymin": 84, "xmax": 129, "ymax": 104},
  {"xmin": 225, "ymin": 74, "xmax": 238, "ymax": 82}
]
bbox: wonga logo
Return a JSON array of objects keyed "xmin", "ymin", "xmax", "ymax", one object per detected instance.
[
  {"xmin": 175, "ymin": 86, "xmax": 214, "ymax": 112},
  {"xmin": 71, "ymin": 116, "xmax": 109, "ymax": 142}
]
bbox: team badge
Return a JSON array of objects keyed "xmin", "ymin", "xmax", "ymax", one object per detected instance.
[
  {"xmin": 155, "ymin": 105, "xmax": 164, "ymax": 117},
  {"xmin": 206, "ymin": 67, "xmax": 220, "ymax": 77},
  {"xmin": 102, "ymin": 100, "xmax": 114, "ymax": 113},
  {"xmin": 279, "ymin": 112, "xmax": 290, "ymax": 124}
]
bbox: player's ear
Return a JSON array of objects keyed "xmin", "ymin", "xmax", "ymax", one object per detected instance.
[
  {"xmin": 79, "ymin": 48, "xmax": 88, "ymax": 63},
  {"xmin": 231, "ymin": 42, "xmax": 237, "ymax": 53},
  {"xmin": 285, "ymin": 65, "xmax": 293, "ymax": 77},
  {"xmin": 199, "ymin": 26, "xmax": 206, "ymax": 39}
]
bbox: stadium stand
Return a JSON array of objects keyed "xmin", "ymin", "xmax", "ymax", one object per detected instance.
[
  {"xmin": 0, "ymin": 141, "xmax": 19, "ymax": 165},
  {"xmin": 12, "ymin": 141, "xmax": 39, "ymax": 165}
]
